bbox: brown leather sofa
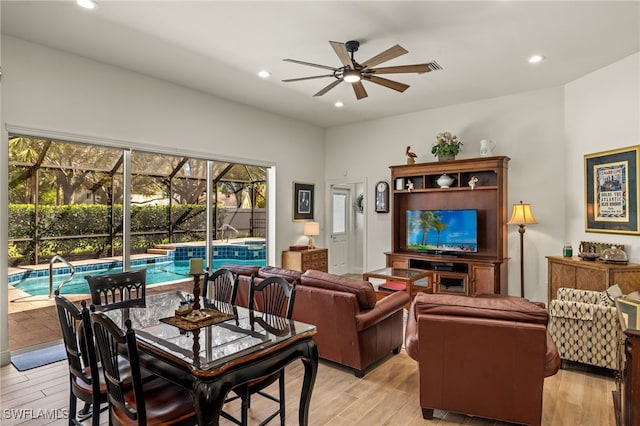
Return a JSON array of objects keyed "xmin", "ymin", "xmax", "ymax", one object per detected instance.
[
  {"xmin": 404, "ymin": 293, "xmax": 560, "ymax": 426},
  {"xmin": 220, "ymin": 265, "xmax": 410, "ymax": 377}
]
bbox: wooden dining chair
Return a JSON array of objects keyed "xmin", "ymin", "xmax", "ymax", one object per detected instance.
[
  {"xmin": 85, "ymin": 269, "xmax": 146, "ymax": 311},
  {"xmin": 224, "ymin": 276, "xmax": 297, "ymax": 426},
  {"xmin": 90, "ymin": 311, "xmax": 197, "ymax": 426},
  {"xmin": 203, "ymin": 267, "xmax": 238, "ymax": 304},
  {"xmin": 54, "ymin": 292, "xmax": 106, "ymax": 426}
]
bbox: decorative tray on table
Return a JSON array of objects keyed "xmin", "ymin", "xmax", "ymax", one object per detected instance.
[{"xmin": 160, "ymin": 308, "xmax": 235, "ymax": 331}]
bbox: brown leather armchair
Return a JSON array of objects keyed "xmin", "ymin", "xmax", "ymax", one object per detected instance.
[
  {"xmin": 405, "ymin": 293, "xmax": 560, "ymax": 426},
  {"xmin": 296, "ymin": 270, "xmax": 410, "ymax": 377}
]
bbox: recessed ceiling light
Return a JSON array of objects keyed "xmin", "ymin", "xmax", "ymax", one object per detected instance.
[
  {"xmin": 334, "ymin": 101, "xmax": 344, "ymax": 108},
  {"xmin": 528, "ymin": 55, "xmax": 545, "ymax": 64},
  {"xmin": 77, "ymin": 0, "xmax": 97, "ymax": 9},
  {"xmin": 257, "ymin": 70, "xmax": 271, "ymax": 79}
]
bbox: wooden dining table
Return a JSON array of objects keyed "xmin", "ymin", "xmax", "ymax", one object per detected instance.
[{"xmin": 102, "ymin": 290, "xmax": 318, "ymax": 426}]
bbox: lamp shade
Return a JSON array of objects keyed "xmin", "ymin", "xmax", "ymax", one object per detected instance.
[
  {"xmin": 507, "ymin": 201, "xmax": 538, "ymax": 226},
  {"xmin": 303, "ymin": 221, "xmax": 320, "ymax": 236}
]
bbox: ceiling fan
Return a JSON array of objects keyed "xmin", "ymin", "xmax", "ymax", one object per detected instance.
[{"xmin": 282, "ymin": 40, "xmax": 441, "ymax": 100}]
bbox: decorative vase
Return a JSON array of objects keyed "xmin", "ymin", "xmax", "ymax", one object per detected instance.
[
  {"xmin": 438, "ymin": 154, "xmax": 455, "ymax": 162},
  {"xmin": 436, "ymin": 174, "xmax": 455, "ymax": 188},
  {"xmin": 480, "ymin": 139, "xmax": 496, "ymax": 157}
]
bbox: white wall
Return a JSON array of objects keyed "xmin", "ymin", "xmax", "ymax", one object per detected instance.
[
  {"xmin": 0, "ymin": 36, "xmax": 325, "ymax": 364},
  {"xmin": 565, "ymin": 53, "xmax": 640, "ymax": 259},
  {"xmin": 325, "ymin": 87, "xmax": 565, "ymax": 302}
]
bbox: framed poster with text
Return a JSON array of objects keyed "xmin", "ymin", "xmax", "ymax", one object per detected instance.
[{"xmin": 585, "ymin": 145, "xmax": 640, "ymax": 234}]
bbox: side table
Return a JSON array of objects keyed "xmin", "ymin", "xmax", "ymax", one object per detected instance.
[{"xmin": 282, "ymin": 248, "xmax": 328, "ymax": 273}]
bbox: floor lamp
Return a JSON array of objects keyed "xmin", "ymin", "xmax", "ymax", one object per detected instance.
[{"xmin": 507, "ymin": 201, "xmax": 538, "ymax": 298}]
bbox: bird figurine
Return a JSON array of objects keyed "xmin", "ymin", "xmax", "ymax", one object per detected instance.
[{"xmin": 406, "ymin": 146, "xmax": 417, "ymax": 164}]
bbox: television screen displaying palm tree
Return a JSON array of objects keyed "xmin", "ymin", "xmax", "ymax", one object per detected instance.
[{"xmin": 406, "ymin": 209, "xmax": 478, "ymax": 253}]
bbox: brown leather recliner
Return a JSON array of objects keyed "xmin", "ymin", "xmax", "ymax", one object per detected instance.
[
  {"xmin": 296, "ymin": 270, "xmax": 410, "ymax": 377},
  {"xmin": 221, "ymin": 265, "xmax": 410, "ymax": 377},
  {"xmin": 405, "ymin": 293, "xmax": 560, "ymax": 426}
]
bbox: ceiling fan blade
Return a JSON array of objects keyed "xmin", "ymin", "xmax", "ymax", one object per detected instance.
[
  {"xmin": 352, "ymin": 81, "xmax": 368, "ymax": 100},
  {"xmin": 282, "ymin": 75, "xmax": 334, "ymax": 82},
  {"xmin": 329, "ymin": 41, "xmax": 355, "ymax": 69},
  {"xmin": 314, "ymin": 79, "xmax": 343, "ymax": 97},
  {"xmin": 283, "ymin": 58, "xmax": 337, "ymax": 71},
  {"xmin": 361, "ymin": 44, "xmax": 408, "ymax": 69},
  {"xmin": 367, "ymin": 75, "xmax": 410, "ymax": 93},
  {"xmin": 370, "ymin": 64, "xmax": 433, "ymax": 74}
]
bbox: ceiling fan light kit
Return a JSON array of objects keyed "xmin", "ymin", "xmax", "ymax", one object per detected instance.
[
  {"xmin": 343, "ymin": 69, "xmax": 361, "ymax": 83},
  {"xmin": 283, "ymin": 40, "xmax": 441, "ymax": 100}
]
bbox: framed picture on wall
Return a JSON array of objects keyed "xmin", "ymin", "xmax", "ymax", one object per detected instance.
[
  {"xmin": 585, "ymin": 145, "xmax": 640, "ymax": 234},
  {"xmin": 293, "ymin": 182, "xmax": 314, "ymax": 221}
]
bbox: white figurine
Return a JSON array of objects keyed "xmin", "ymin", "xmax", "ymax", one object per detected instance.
[
  {"xmin": 468, "ymin": 175, "xmax": 479, "ymax": 190},
  {"xmin": 406, "ymin": 179, "xmax": 414, "ymax": 192}
]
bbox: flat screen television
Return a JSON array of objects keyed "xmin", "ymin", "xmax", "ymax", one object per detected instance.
[{"xmin": 406, "ymin": 209, "xmax": 478, "ymax": 254}]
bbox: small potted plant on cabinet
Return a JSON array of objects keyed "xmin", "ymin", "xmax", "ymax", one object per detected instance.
[{"xmin": 431, "ymin": 132, "xmax": 462, "ymax": 161}]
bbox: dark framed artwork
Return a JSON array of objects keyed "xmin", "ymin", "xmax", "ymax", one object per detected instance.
[
  {"xmin": 293, "ymin": 182, "xmax": 314, "ymax": 221},
  {"xmin": 585, "ymin": 145, "xmax": 640, "ymax": 234}
]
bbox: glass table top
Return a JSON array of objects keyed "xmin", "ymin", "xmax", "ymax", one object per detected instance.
[
  {"xmin": 102, "ymin": 290, "xmax": 316, "ymax": 371},
  {"xmin": 364, "ymin": 267, "xmax": 430, "ymax": 279}
]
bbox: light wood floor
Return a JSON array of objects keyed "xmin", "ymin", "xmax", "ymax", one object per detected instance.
[{"xmin": 0, "ymin": 351, "xmax": 615, "ymax": 425}]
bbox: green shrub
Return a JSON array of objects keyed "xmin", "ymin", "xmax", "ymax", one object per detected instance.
[{"xmin": 8, "ymin": 203, "xmax": 226, "ymax": 264}]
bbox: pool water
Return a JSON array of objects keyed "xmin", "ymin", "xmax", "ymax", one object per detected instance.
[{"xmin": 12, "ymin": 259, "xmax": 266, "ymax": 296}]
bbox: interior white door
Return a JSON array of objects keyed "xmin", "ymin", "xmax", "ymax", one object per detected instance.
[{"xmin": 330, "ymin": 187, "xmax": 349, "ymax": 275}]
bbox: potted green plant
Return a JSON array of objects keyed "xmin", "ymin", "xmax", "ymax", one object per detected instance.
[{"xmin": 431, "ymin": 132, "xmax": 462, "ymax": 161}]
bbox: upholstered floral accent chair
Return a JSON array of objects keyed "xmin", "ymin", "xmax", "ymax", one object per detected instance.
[{"xmin": 548, "ymin": 287, "xmax": 623, "ymax": 370}]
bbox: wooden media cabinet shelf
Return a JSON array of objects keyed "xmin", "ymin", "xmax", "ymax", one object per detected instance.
[{"xmin": 387, "ymin": 156, "xmax": 510, "ymax": 295}]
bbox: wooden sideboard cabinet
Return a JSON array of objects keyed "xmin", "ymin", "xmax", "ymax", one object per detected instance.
[
  {"xmin": 282, "ymin": 248, "xmax": 328, "ymax": 273},
  {"xmin": 546, "ymin": 256, "xmax": 640, "ymax": 306}
]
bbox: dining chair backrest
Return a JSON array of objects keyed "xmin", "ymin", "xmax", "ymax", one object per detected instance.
[
  {"xmin": 233, "ymin": 276, "xmax": 297, "ymax": 426},
  {"xmin": 85, "ymin": 269, "xmax": 146, "ymax": 311},
  {"xmin": 249, "ymin": 275, "xmax": 297, "ymax": 320},
  {"xmin": 91, "ymin": 312, "xmax": 146, "ymax": 424},
  {"xmin": 54, "ymin": 292, "xmax": 104, "ymax": 425},
  {"xmin": 251, "ymin": 311, "xmax": 292, "ymax": 337},
  {"xmin": 203, "ymin": 268, "xmax": 238, "ymax": 304},
  {"xmin": 55, "ymin": 293, "xmax": 96, "ymax": 388}
]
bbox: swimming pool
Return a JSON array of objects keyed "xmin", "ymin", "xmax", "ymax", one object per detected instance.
[{"xmin": 10, "ymin": 258, "xmax": 266, "ymax": 297}]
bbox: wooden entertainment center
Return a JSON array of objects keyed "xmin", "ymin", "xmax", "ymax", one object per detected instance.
[{"xmin": 386, "ymin": 156, "xmax": 510, "ymax": 295}]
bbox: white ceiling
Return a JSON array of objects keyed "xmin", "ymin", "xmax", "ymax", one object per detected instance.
[{"xmin": 2, "ymin": 1, "xmax": 639, "ymax": 128}]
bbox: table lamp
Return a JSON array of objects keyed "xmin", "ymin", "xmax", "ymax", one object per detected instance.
[
  {"xmin": 507, "ymin": 201, "xmax": 538, "ymax": 298},
  {"xmin": 303, "ymin": 222, "xmax": 320, "ymax": 249}
]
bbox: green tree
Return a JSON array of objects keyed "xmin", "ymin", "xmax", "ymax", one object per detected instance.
[{"xmin": 431, "ymin": 220, "xmax": 447, "ymax": 248}]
